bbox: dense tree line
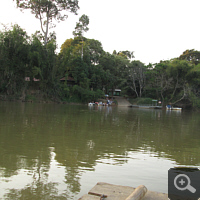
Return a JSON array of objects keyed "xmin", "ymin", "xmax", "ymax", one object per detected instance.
[
  {"xmin": 0, "ymin": 24, "xmax": 200, "ymax": 107},
  {"xmin": 0, "ymin": 25, "xmax": 58, "ymax": 100},
  {"xmin": 0, "ymin": 0, "xmax": 198, "ymax": 107}
]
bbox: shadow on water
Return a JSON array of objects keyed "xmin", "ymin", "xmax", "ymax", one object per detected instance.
[{"xmin": 0, "ymin": 102, "xmax": 200, "ymax": 199}]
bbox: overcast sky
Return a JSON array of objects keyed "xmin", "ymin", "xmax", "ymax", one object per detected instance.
[{"xmin": 1, "ymin": 0, "xmax": 200, "ymax": 64}]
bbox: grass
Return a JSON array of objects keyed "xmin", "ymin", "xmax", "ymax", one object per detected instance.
[{"xmin": 128, "ymin": 97, "xmax": 155, "ymax": 105}]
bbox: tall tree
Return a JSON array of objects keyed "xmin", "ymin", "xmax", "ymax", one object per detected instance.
[
  {"xmin": 118, "ymin": 51, "xmax": 134, "ymax": 60},
  {"xmin": 179, "ymin": 49, "xmax": 200, "ymax": 65},
  {"xmin": 84, "ymin": 38, "xmax": 103, "ymax": 65},
  {"xmin": 14, "ymin": 0, "xmax": 79, "ymax": 45},
  {"xmin": 58, "ymin": 37, "xmax": 103, "ymax": 78},
  {"xmin": 146, "ymin": 61, "xmax": 171, "ymax": 102},
  {"xmin": 60, "ymin": 38, "xmax": 73, "ymax": 53},
  {"xmin": 99, "ymin": 52, "xmax": 129, "ymax": 94},
  {"xmin": 0, "ymin": 24, "xmax": 30, "ymax": 96},
  {"xmin": 167, "ymin": 59, "xmax": 193, "ymax": 104},
  {"xmin": 73, "ymin": 14, "xmax": 89, "ymax": 59},
  {"xmin": 127, "ymin": 60, "xmax": 146, "ymax": 97}
]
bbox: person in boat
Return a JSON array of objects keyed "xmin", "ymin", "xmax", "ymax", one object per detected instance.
[
  {"xmin": 88, "ymin": 102, "xmax": 93, "ymax": 106},
  {"xmin": 166, "ymin": 104, "xmax": 172, "ymax": 109}
]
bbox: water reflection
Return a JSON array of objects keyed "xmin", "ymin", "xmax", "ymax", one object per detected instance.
[
  {"xmin": 0, "ymin": 102, "xmax": 200, "ymax": 199},
  {"xmin": 1, "ymin": 147, "xmax": 69, "ymax": 199}
]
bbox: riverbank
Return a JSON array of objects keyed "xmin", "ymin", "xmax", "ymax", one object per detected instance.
[
  {"xmin": 114, "ymin": 96, "xmax": 131, "ymax": 106},
  {"xmin": 0, "ymin": 94, "xmax": 84, "ymax": 105},
  {"xmin": 129, "ymin": 97, "xmax": 195, "ymax": 110},
  {"xmin": 0, "ymin": 93, "xmax": 118, "ymax": 105},
  {"xmin": 0, "ymin": 94, "xmax": 199, "ymax": 110}
]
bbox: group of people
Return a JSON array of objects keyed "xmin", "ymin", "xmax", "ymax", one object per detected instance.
[{"xmin": 88, "ymin": 99, "xmax": 113, "ymax": 106}]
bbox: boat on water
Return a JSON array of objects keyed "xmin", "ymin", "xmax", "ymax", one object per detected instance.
[
  {"xmin": 166, "ymin": 105, "xmax": 182, "ymax": 111},
  {"xmin": 129, "ymin": 105, "xmax": 162, "ymax": 109},
  {"xmin": 129, "ymin": 99, "xmax": 162, "ymax": 109},
  {"xmin": 79, "ymin": 182, "xmax": 168, "ymax": 200}
]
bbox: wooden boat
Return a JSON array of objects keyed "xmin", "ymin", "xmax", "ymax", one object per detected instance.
[
  {"xmin": 166, "ymin": 106, "xmax": 182, "ymax": 111},
  {"xmin": 129, "ymin": 105, "xmax": 162, "ymax": 109},
  {"xmin": 79, "ymin": 182, "xmax": 168, "ymax": 200},
  {"xmin": 170, "ymin": 107, "xmax": 182, "ymax": 110}
]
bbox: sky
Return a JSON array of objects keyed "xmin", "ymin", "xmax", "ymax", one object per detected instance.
[{"xmin": 0, "ymin": 0, "xmax": 200, "ymax": 64}]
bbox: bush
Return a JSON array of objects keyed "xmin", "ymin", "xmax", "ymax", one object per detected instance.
[
  {"xmin": 25, "ymin": 95, "xmax": 36, "ymax": 102},
  {"xmin": 189, "ymin": 92, "xmax": 200, "ymax": 108},
  {"xmin": 129, "ymin": 97, "xmax": 155, "ymax": 105},
  {"xmin": 137, "ymin": 98, "xmax": 154, "ymax": 105},
  {"xmin": 72, "ymin": 85, "xmax": 104, "ymax": 103}
]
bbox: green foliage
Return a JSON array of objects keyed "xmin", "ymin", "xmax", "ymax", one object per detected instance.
[
  {"xmin": 113, "ymin": 99, "xmax": 118, "ymax": 105},
  {"xmin": 60, "ymin": 38, "xmax": 73, "ymax": 53},
  {"xmin": 186, "ymin": 64, "xmax": 200, "ymax": 88},
  {"xmin": 73, "ymin": 14, "xmax": 89, "ymax": 38},
  {"xmin": 25, "ymin": 94, "xmax": 36, "ymax": 101},
  {"xmin": 1, "ymin": 23, "xmax": 200, "ymax": 108},
  {"xmin": 0, "ymin": 24, "xmax": 30, "ymax": 95},
  {"xmin": 0, "ymin": 24, "xmax": 60, "ymax": 100},
  {"xmin": 128, "ymin": 98, "xmax": 154, "ymax": 105},
  {"xmin": 85, "ymin": 39, "xmax": 104, "ymax": 64},
  {"xmin": 179, "ymin": 49, "xmax": 200, "ymax": 65},
  {"xmin": 73, "ymin": 14, "xmax": 89, "ymax": 59},
  {"xmin": 72, "ymin": 85, "xmax": 104, "ymax": 103},
  {"xmin": 112, "ymin": 50, "xmax": 134, "ymax": 60},
  {"xmin": 136, "ymin": 98, "xmax": 154, "ymax": 105},
  {"xmin": 98, "ymin": 52, "xmax": 130, "ymax": 94},
  {"xmin": 188, "ymin": 92, "xmax": 200, "ymax": 108},
  {"xmin": 125, "ymin": 60, "xmax": 146, "ymax": 97}
]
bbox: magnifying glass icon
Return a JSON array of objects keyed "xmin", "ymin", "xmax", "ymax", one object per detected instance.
[{"xmin": 174, "ymin": 174, "xmax": 196, "ymax": 193}]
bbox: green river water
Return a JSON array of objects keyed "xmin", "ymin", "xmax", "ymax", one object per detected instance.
[{"xmin": 0, "ymin": 102, "xmax": 200, "ymax": 199}]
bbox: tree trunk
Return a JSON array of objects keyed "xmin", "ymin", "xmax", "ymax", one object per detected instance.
[
  {"xmin": 81, "ymin": 36, "xmax": 83, "ymax": 60},
  {"xmin": 139, "ymin": 86, "xmax": 142, "ymax": 97},
  {"xmin": 132, "ymin": 78, "xmax": 138, "ymax": 97},
  {"xmin": 131, "ymin": 70, "xmax": 139, "ymax": 97},
  {"xmin": 172, "ymin": 83, "xmax": 187, "ymax": 105},
  {"xmin": 169, "ymin": 74, "xmax": 179, "ymax": 102},
  {"xmin": 44, "ymin": 10, "xmax": 49, "ymax": 45}
]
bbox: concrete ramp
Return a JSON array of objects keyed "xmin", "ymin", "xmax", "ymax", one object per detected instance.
[{"xmin": 114, "ymin": 96, "xmax": 131, "ymax": 107}]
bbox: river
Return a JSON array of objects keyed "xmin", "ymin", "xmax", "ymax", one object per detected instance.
[{"xmin": 0, "ymin": 102, "xmax": 200, "ymax": 199}]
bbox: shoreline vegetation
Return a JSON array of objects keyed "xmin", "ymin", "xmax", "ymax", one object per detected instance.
[
  {"xmin": 0, "ymin": 94, "xmax": 196, "ymax": 111},
  {"xmin": 1, "ymin": 24, "xmax": 200, "ymax": 109},
  {"xmin": 1, "ymin": 1, "xmax": 200, "ymax": 109}
]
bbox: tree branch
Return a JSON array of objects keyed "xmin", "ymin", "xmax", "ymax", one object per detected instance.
[
  {"xmin": 169, "ymin": 73, "xmax": 179, "ymax": 102},
  {"xmin": 172, "ymin": 83, "xmax": 187, "ymax": 105}
]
